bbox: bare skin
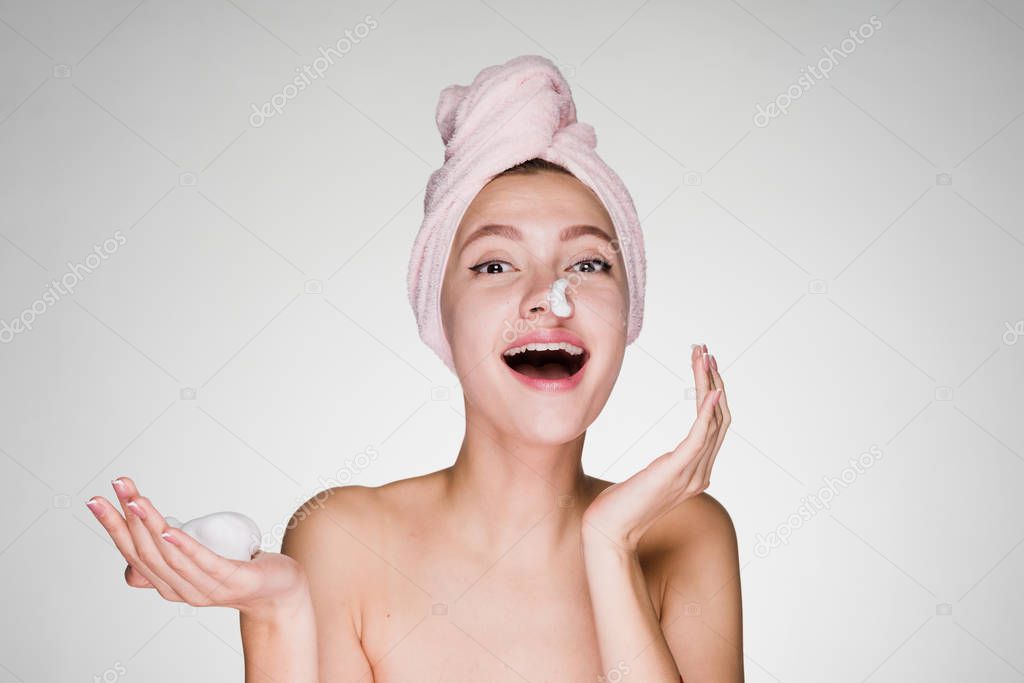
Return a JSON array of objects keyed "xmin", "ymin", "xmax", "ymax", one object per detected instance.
[
  {"xmin": 287, "ymin": 467, "xmax": 740, "ymax": 681},
  {"xmin": 287, "ymin": 169, "xmax": 742, "ymax": 681},
  {"xmin": 86, "ymin": 168, "xmax": 742, "ymax": 682}
]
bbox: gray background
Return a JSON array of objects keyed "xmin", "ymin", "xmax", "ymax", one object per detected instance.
[{"xmin": 1, "ymin": 0, "xmax": 1022, "ymax": 681}]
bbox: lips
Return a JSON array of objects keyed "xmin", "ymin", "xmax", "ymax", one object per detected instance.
[{"xmin": 501, "ymin": 329, "xmax": 590, "ymax": 391}]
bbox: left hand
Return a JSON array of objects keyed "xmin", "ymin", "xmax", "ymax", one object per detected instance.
[{"xmin": 582, "ymin": 343, "xmax": 731, "ymax": 552}]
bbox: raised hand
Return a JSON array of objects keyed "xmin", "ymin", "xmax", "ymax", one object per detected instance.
[
  {"xmin": 86, "ymin": 476, "xmax": 308, "ymax": 619},
  {"xmin": 582, "ymin": 343, "xmax": 731, "ymax": 551}
]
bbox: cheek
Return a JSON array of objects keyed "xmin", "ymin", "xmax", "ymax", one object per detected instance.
[
  {"xmin": 572, "ymin": 277, "xmax": 629, "ymax": 333},
  {"xmin": 442, "ymin": 280, "xmax": 515, "ymax": 355}
]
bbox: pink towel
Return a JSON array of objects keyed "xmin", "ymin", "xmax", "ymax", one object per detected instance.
[{"xmin": 407, "ymin": 54, "xmax": 647, "ymax": 374}]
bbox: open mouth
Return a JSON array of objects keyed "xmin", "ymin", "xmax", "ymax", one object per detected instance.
[{"xmin": 502, "ymin": 342, "xmax": 589, "ymax": 380}]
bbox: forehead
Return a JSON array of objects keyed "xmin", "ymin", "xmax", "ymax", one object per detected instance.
[{"xmin": 454, "ymin": 171, "xmax": 614, "ymax": 243}]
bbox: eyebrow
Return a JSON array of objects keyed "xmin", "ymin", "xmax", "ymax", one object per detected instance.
[{"xmin": 460, "ymin": 223, "xmax": 614, "ymax": 253}]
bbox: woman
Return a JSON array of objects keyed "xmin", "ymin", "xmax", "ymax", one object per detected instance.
[{"xmin": 85, "ymin": 56, "xmax": 742, "ymax": 682}]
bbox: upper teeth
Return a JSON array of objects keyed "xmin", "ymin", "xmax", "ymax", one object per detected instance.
[{"xmin": 503, "ymin": 341, "xmax": 584, "ymax": 357}]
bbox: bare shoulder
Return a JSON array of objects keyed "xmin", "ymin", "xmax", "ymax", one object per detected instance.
[
  {"xmin": 279, "ymin": 484, "xmax": 405, "ymax": 679},
  {"xmin": 280, "ymin": 484, "xmax": 385, "ymax": 593},
  {"xmin": 582, "ymin": 476, "xmax": 737, "ymax": 567},
  {"xmin": 583, "ymin": 476, "xmax": 737, "ymax": 553},
  {"xmin": 282, "ymin": 484, "xmax": 380, "ymax": 550},
  {"xmin": 583, "ymin": 479, "xmax": 743, "ymax": 676},
  {"xmin": 281, "ymin": 470, "xmax": 447, "ymax": 572},
  {"xmin": 644, "ymin": 492, "xmax": 738, "ymax": 554},
  {"xmin": 639, "ymin": 492, "xmax": 738, "ymax": 577},
  {"xmin": 638, "ymin": 492, "xmax": 741, "ymax": 621},
  {"xmin": 644, "ymin": 495, "xmax": 744, "ymax": 678},
  {"xmin": 279, "ymin": 473, "xmax": 443, "ymax": 637}
]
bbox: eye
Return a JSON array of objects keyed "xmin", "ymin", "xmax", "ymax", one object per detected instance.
[
  {"xmin": 470, "ymin": 260, "xmax": 515, "ymax": 274},
  {"xmin": 571, "ymin": 257, "xmax": 613, "ymax": 274}
]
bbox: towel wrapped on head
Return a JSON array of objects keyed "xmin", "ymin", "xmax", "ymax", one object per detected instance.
[{"xmin": 407, "ymin": 54, "xmax": 647, "ymax": 374}]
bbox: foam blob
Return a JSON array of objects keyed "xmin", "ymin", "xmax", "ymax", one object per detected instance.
[
  {"xmin": 547, "ymin": 278, "xmax": 572, "ymax": 317},
  {"xmin": 163, "ymin": 512, "xmax": 261, "ymax": 562}
]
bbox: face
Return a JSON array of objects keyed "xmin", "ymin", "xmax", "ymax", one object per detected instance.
[{"xmin": 440, "ymin": 169, "xmax": 630, "ymax": 445}]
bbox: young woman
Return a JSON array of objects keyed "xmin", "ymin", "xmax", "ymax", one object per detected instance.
[{"xmin": 85, "ymin": 59, "xmax": 742, "ymax": 683}]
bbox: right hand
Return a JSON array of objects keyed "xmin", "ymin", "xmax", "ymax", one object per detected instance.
[{"xmin": 86, "ymin": 476, "xmax": 308, "ymax": 620}]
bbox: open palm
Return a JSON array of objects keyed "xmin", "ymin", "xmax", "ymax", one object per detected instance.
[{"xmin": 582, "ymin": 343, "xmax": 731, "ymax": 551}]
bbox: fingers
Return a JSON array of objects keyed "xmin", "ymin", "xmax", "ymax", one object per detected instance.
[
  {"xmin": 119, "ymin": 488, "xmax": 221, "ymax": 606},
  {"xmin": 699, "ymin": 355, "xmax": 732, "ymax": 482},
  {"xmin": 132, "ymin": 496, "xmax": 247, "ymax": 606},
  {"xmin": 110, "ymin": 477, "xmax": 188, "ymax": 602},
  {"xmin": 684, "ymin": 392, "xmax": 723, "ymax": 496},
  {"xmin": 676, "ymin": 343, "xmax": 731, "ymax": 489},
  {"xmin": 125, "ymin": 563, "xmax": 153, "ymax": 588},
  {"xmin": 692, "ymin": 353, "xmax": 730, "ymax": 487},
  {"xmin": 707, "ymin": 354, "xmax": 729, "ymax": 436},
  {"xmin": 126, "ymin": 493, "xmax": 233, "ymax": 606},
  {"xmin": 673, "ymin": 385, "xmax": 722, "ymax": 467},
  {"xmin": 86, "ymin": 492, "xmax": 179, "ymax": 599},
  {"xmin": 159, "ymin": 525, "xmax": 246, "ymax": 586},
  {"xmin": 161, "ymin": 527, "xmax": 249, "ymax": 605},
  {"xmin": 89, "ymin": 479, "xmax": 249, "ymax": 608},
  {"xmin": 691, "ymin": 343, "xmax": 712, "ymax": 413}
]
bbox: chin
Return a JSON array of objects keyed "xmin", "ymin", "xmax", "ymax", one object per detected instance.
[
  {"xmin": 510, "ymin": 406, "xmax": 589, "ymax": 446},
  {"xmin": 466, "ymin": 352, "xmax": 620, "ymax": 447}
]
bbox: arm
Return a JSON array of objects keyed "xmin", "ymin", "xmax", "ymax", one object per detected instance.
[
  {"xmin": 278, "ymin": 487, "xmax": 376, "ymax": 683},
  {"xmin": 582, "ymin": 494, "xmax": 743, "ymax": 682},
  {"xmin": 657, "ymin": 494, "xmax": 743, "ymax": 682},
  {"xmin": 240, "ymin": 581, "xmax": 319, "ymax": 683},
  {"xmin": 84, "ymin": 476, "xmax": 321, "ymax": 683},
  {"xmin": 582, "ymin": 344, "xmax": 736, "ymax": 681},
  {"xmin": 581, "ymin": 527, "xmax": 682, "ymax": 681}
]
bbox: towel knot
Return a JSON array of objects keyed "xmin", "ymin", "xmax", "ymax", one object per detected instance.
[
  {"xmin": 551, "ymin": 120, "xmax": 597, "ymax": 152},
  {"xmin": 435, "ymin": 55, "xmax": 581, "ymax": 164}
]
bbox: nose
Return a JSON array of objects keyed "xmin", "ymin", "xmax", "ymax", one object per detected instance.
[
  {"xmin": 523, "ymin": 275, "xmax": 574, "ymax": 320},
  {"xmin": 547, "ymin": 278, "xmax": 572, "ymax": 317}
]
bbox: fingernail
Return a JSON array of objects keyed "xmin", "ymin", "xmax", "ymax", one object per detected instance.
[
  {"xmin": 125, "ymin": 499, "xmax": 147, "ymax": 520},
  {"xmin": 161, "ymin": 530, "xmax": 178, "ymax": 546},
  {"xmin": 111, "ymin": 478, "xmax": 126, "ymax": 494},
  {"xmin": 702, "ymin": 343, "xmax": 708, "ymax": 353},
  {"xmin": 710, "ymin": 354, "xmax": 718, "ymax": 372},
  {"xmin": 85, "ymin": 499, "xmax": 103, "ymax": 518},
  {"xmin": 702, "ymin": 352, "xmax": 709, "ymax": 371}
]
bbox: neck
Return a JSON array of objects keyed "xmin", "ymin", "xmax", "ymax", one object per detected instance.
[{"xmin": 442, "ymin": 400, "xmax": 595, "ymax": 561}]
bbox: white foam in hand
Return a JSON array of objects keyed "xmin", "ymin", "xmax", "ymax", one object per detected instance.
[
  {"xmin": 547, "ymin": 278, "xmax": 572, "ymax": 317},
  {"xmin": 163, "ymin": 512, "xmax": 261, "ymax": 562}
]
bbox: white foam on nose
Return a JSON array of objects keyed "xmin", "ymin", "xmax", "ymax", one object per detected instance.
[
  {"xmin": 547, "ymin": 278, "xmax": 572, "ymax": 317},
  {"xmin": 164, "ymin": 512, "xmax": 261, "ymax": 562}
]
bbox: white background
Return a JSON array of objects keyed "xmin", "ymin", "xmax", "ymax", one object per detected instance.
[{"xmin": 1, "ymin": 0, "xmax": 1022, "ymax": 681}]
